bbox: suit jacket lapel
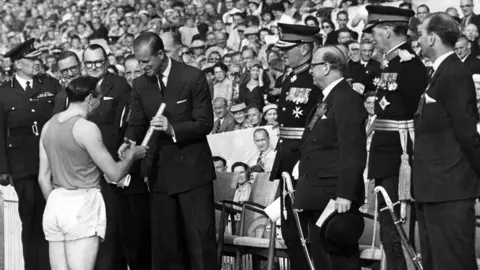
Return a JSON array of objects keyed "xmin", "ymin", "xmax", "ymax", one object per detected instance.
[
  {"xmin": 101, "ymin": 72, "xmax": 114, "ymax": 97},
  {"xmin": 163, "ymin": 60, "xmax": 184, "ymax": 114}
]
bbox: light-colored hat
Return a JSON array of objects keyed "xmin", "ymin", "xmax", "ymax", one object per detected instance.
[
  {"xmin": 138, "ymin": 10, "xmax": 149, "ymax": 17},
  {"xmin": 206, "ymin": 46, "xmax": 225, "ymax": 58},
  {"xmin": 191, "ymin": 40, "xmax": 205, "ymax": 48},
  {"xmin": 263, "ymin": 104, "xmax": 278, "ymax": 114},
  {"xmin": 473, "ymin": 74, "xmax": 480, "ymax": 83},
  {"xmin": 231, "ymin": 103, "xmax": 247, "ymax": 113}
]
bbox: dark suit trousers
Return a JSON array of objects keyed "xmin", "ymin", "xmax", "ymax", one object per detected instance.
[
  {"xmin": 13, "ymin": 176, "xmax": 50, "ymax": 270},
  {"xmin": 417, "ymin": 199, "xmax": 477, "ymax": 270},
  {"xmin": 118, "ymin": 192, "xmax": 151, "ymax": 270},
  {"xmin": 95, "ymin": 185, "xmax": 127, "ymax": 270},
  {"xmin": 281, "ymin": 179, "xmax": 309, "ymax": 270},
  {"xmin": 375, "ymin": 176, "xmax": 407, "ymax": 270},
  {"xmin": 151, "ymin": 183, "xmax": 217, "ymax": 270},
  {"xmin": 305, "ymin": 211, "xmax": 361, "ymax": 270}
]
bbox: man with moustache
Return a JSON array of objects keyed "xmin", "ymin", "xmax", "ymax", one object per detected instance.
[
  {"xmin": 364, "ymin": 6, "xmax": 428, "ymax": 270},
  {"xmin": 415, "ymin": 13, "xmax": 480, "ymax": 270},
  {"xmin": 116, "ymin": 54, "xmax": 151, "ymax": 270},
  {"xmin": 119, "ymin": 31, "xmax": 216, "ymax": 270},
  {"xmin": 0, "ymin": 38, "xmax": 61, "ymax": 270},
  {"xmin": 270, "ymin": 23, "xmax": 322, "ymax": 270}
]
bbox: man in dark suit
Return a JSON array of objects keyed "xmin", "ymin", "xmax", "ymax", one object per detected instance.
[
  {"xmin": 116, "ymin": 54, "xmax": 151, "ymax": 270},
  {"xmin": 82, "ymin": 44, "xmax": 131, "ymax": 270},
  {"xmin": 121, "ymin": 32, "xmax": 216, "ymax": 270},
  {"xmin": 295, "ymin": 45, "xmax": 367, "ymax": 270},
  {"xmin": 415, "ymin": 12, "xmax": 480, "ymax": 270},
  {"xmin": 460, "ymin": 0, "xmax": 480, "ymax": 30},
  {"xmin": 455, "ymin": 35, "xmax": 480, "ymax": 74},
  {"xmin": 0, "ymin": 38, "xmax": 62, "ymax": 270},
  {"xmin": 52, "ymin": 51, "xmax": 82, "ymax": 114},
  {"xmin": 360, "ymin": 40, "xmax": 381, "ymax": 91},
  {"xmin": 212, "ymin": 97, "xmax": 235, "ymax": 134},
  {"xmin": 364, "ymin": 6, "xmax": 428, "ymax": 270},
  {"xmin": 270, "ymin": 23, "xmax": 322, "ymax": 270}
]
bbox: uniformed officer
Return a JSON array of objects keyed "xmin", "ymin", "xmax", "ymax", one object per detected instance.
[
  {"xmin": 270, "ymin": 23, "xmax": 322, "ymax": 270},
  {"xmin": 363, "ymin": 6, "xmax": 428, "ymax": 270},
  {"xmin": 0, "ymin": 38, "xmax": 62, "ymax": 270}
]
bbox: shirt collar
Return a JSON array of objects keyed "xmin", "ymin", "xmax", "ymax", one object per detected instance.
[
  {"xmin": 162, "ymin": 57, "xmax": 172, "ymax": 78},
  {"xmin": 15, "ymin": 75, "xmax": 33, "ymax": 91},
  {"xmin": 386, "ymin": 41, "xmax": 407, "ymax": 56},
  {"xmin": 322, "ymin": 78, "xmax": 344, "ymax": 101},
  {"xmin": 433, "ymin": 51, "xmax": 455, "ymax": 71},
  {"xmin": 461, "ymin": 53, "xmax": 470, "ymax": 62}
]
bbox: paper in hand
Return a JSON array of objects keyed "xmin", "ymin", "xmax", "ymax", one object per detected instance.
[{"xmin": 316, "ymin": 199, "xmax": 336, "ymax": 228}]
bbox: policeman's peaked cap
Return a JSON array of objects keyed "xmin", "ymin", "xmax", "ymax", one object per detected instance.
[
  {"xmin": 4, "ymin": 38, "xmax": 42, "ymax": 61},
  {"xmin": 363, "ymin": 5, "xmax": 414, "ymax": 33},
  {"xmin": 275, "ymin": 23, "xmax": 320, "ymax": 49}
]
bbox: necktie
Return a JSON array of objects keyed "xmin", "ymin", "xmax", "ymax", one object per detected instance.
[
  {"xmin": 157, "ymin": 75, "xmax": 166, "ymax": 98},
  {"xmin": 256, "ymin": 151, "xmax": 264, "ymax": 167},
  {"xmin": 427, "ymin": 66, "xmax": 434, "ymax": 81},
  {"xmin": 25, "ymin": 81, "xmax": 32, "ymax": 92},
  {"xmin": 214, "ymin": 119, "xmax": 221, "ymax": 133}
]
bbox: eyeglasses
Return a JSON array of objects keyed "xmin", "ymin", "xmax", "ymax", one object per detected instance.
[
  {"xmin": 84, "ymin": 60, "xmax": 105, "ymax": 69},
  {"xmin": 310, "ymin": 62, "xmax": 327, "ymax": 68},
  {"xmin": 461, "ymin": 4, "xmax": 472, "ymax": 8},
  {"xmin": 59, "ymin": 66, "xmax": 79, "ymax": 75},
  {"xmin": 322, "ymin": 25, "xmax": 332, "ymax": 29}
]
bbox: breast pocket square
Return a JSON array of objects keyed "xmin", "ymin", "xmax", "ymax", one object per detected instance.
[
  {"xmin": 103, "ymin": 96, "xmax": 114, "ymax": 100},
  {"xmin": 425, "ymin": 94, "xmax": 436, "ymax": 104},
  {"xmin": 177, "ymin": 99, "xmax": 187, "ymax": 104},
  {"xmin": 321, "ymin": 115, "xmax": 328, "ymax": 120}
]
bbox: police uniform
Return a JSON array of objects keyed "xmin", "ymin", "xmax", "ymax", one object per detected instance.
[
  {"xmin": 0, "ymin": 39, "xmax": 61, "ymax": 270},
  {"xmin": 363, "ymin": 6, "xmax": 428, "ymax": 270},
  {"xmin": 270, "ymin": 23, "xmax": 322, "ymax": 270}
]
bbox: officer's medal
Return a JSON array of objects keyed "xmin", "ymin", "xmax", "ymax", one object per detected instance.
[{"xmin": 308, "ymin": 102, "xmax": 327, "ymax": 130}]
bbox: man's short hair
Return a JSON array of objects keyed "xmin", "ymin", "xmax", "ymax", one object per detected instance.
[
  {"xmin": 319, "ymin": 45, "xmax": 348, "ymax": 74},
  {"xmin": 57, "ymin": 51, "xmax": 80, "ymax": 64},
  {"xmin": 123, "ymin": 53, "xmax": 136, "ymax": 63},
  {"xmin": 457, "ymin": 35, "xmax": 470, "ymax": 44},
  {"xmin": 71, "ymin": 35, "xmax": 81, "ymax": 42},
  {"xmin": 425, "ymin": 12, "xmax": 460, "ymax": 48},
  {"xmin": 213, "ymin": 97, "xmax": 228, "ymax": 107},
  {"xmin": 253, "ymin": 128, "xmax": 270, "ymax": 139},
  {"xmin": 360, "ymin": 39, "xmax": 373, "ymax": 46},
  {"xmin": 381, "ymin": 22, "xmax": 410, "ymax": 37},
  {"xmin": 213, "ymin": 156, "xmax": 227, "ymax": 167},
  {"xmin": 338, "ymin": 28, "xmax": 352, "ymax": 37},
  {"xmin": 304, "ymin": 15, "xmax": 319, "ymax": 26},
  {"xmin": 83, "ymin": 44, "xmax": 107, "ymax": 60},
  {"xmin": 133, "ymin": 32, "xmax": 165, "ymax": 53},
  {"xmin": 66, "ymin": 76, "xmax": 101, "ymax": 103}
]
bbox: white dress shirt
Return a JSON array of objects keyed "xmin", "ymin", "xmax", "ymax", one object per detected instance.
[{"xmin": 15, "ymin": 75, "xmax": 33, "ymax": 91}]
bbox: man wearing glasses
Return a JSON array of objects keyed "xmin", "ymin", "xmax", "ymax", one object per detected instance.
[
  {"xmin": 461, "ymin": 0, "xmax": 480, "ymax": 29},
  {"xmin": 0, "ymin": 38, "xmax": 62, "ymax": 270},
  {"xmin": 269, "ymin": 23, "xmax": 322, "ymax": 270},
  {"xmin": 52, "ymin": 51, "xmax": 82, "ymax": 114},
  {"xmin": 82, "ymin": 43, "xmax": 131, "ymax": 270}
]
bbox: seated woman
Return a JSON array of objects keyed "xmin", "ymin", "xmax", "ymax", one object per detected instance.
[
  {"xmin": 262, "ymin": 104, "xmax": 278, "ymax": 126},
  {"xmin": 230, "ymin": 102, "xmax": 251, "ymax": 130}
]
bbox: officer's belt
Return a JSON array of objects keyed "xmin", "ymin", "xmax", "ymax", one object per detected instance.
[
  {"xmin": 279, "ymin": 127, "xmax": 304, "ymax": 140},
  {"xmin": 373, "ymin": 119, "xmax": 414, "ymax": 132}
]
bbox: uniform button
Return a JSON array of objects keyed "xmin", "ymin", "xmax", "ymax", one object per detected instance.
[
  {"xmin": 282, "ymin": 107, "xmax": 286, "ymax": 111},
  {"xmin": 8, "ymin": 144, "xmax": 11, "ymax": 147},
  {"xmin": 280, "ymin": 124, "xmax": 284, "ymax": 127},
  {"xmin": 279, "ymin": 139, "xmax": 283, "ymax": 143},
  {"xmin": 31, "ymin": 109, "xmax": 35, "ymax": 112},
  {"xmin": 29, "ymin": 98, "xmax": 32, "ymax": 101},
  {"xmin": 11, "ymin": 107, "xmax": 15, "ymax": 110}
]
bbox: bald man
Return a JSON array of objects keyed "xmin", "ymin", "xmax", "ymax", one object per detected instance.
[
  {"xmin": 120, "ymin": 31, "xmax": 216, "ymax": 270},
  {"xmin": 296, "ymin": 46, "xmax": 367, "ymax": 269}
]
